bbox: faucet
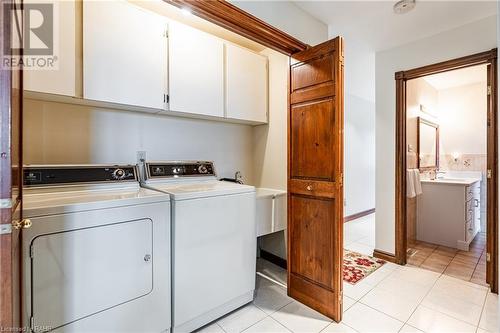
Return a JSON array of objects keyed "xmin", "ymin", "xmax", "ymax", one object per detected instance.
[{"xmin": 235, "ymin": 171, "xmax": 244, "ymax": 184}]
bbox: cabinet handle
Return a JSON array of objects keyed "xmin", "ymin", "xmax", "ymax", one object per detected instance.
[{"xmin": 474, "ymin": 199, "xmax": 479, "ymax": 207}]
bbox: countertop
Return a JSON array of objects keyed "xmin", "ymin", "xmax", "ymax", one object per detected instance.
[{"xmin": 420, "ymin": 178, "xmax": 481, "ymax": 186}]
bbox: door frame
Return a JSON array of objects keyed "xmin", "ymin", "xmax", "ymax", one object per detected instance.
[{"xmin": 394, "ymin": 49, "xmax": 498, "ymax": 293}]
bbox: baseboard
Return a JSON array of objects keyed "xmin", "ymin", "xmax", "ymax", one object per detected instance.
[
  {"xmin": 372, "ymin": 249, "xmax": 398, "ymax": 263},
  {"xmin": 344, "ymin": 208, "xmax": 375, "ymax": 223},
  {"xmin": 260, "ymin": 249, "xmax": 287, "ymax": 270}
]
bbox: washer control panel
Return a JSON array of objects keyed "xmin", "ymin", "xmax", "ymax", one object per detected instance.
[
  {"xmin": 23, "ymin": 166, "xmax": 137, "ymax": 186},
  {"xmin": 147, "ymin": 161, "xmax": 215, "ymax": 178}
]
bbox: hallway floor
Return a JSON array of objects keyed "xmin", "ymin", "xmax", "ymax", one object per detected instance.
[
  {"xmin": 199, "ymin": 260, "xmax": 497, "ymax": 333},
  {"xmin": 197, "ymin": 214, "xmax": 498, "ymax": 333}
]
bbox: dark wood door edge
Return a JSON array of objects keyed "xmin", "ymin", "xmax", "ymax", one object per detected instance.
[
  {"xmin": 164, "ymin": 0, "xmax": 309, "ymax": 55},
  {"xmin": 395, "ymin": 48, "xmax": 498, "ymax": 293},
  {"xmin": 344, "ymin": 208, "xmax": 375, "ymax": 223},
  {"xmin": 373, "ymin": 249, "xmax": 398, "ymax": 264}
]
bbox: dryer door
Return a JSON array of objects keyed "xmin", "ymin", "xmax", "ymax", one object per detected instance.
[{"xmin": 30, "ymin": 219, "xmax": 153, "ymax": 331}]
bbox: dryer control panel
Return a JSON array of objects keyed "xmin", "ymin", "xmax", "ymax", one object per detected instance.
[
  {"xmin": 147, "ymin": 161, "xmax": 215, "ymax": 179},
  {"xmin": 23, "ymin": 165, "xmax": 137, "ymax": 186}
]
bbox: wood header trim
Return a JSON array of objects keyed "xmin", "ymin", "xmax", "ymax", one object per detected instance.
[
  {"xmin": 398, "ymin": 49, "xmax": 497, "ymax": 80},
  {"xmin": 164, "ymin": 0, "xmax": 309, "ymax": 55}
]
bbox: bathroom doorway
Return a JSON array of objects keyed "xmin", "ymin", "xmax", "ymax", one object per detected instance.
[{"xmin": 394, "ymin": 49, "xmax": 498, "ymax": 293}]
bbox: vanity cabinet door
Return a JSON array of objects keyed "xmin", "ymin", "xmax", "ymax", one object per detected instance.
[
  {"xmin": 23, "ymin": 0, "xmax": 77, "ymax": 97},
  {"xmin": 168, "ymin": 21, "xmax": 224, "ymax": 118},
  {"xmin": 83, "ymin": 0, "xmax": 168, "ymax": 110},
  {"xmin": 226, "ymin": 44, "xmax": 268, "ymax": 123}
]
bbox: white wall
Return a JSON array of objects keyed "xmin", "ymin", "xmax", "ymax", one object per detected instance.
[
  {"xmin": 439, "ymin": 82, "xmax": 487, "ymax": 155},
  {"xmin": 231, "ymin": 0, "xmax": 328, "ymax": 45},
  {"xmin": 23, "ymin": 99, "xmax": 255, "ymax": 182},
  {"xmin": 329, "ymin": 28, "xmax": 376, "ymax": 216},
  {"xmin": 375, "ymin": 15, "xmax": 497, "ymax": 254}
]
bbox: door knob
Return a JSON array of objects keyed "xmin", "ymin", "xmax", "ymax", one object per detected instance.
[
  {"xmin": 12, "ymin": 219, "xmax": 32, "ymax": 230},
  {"xmin": 306, "ymin": 185, "xmax": 313, "ymax": 191}
]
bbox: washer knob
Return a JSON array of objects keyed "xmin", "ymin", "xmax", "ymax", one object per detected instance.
[
  {"xmin": 198, "ymin": 165, "xmax": 208, "ymax": 174},
  {"xmin": 112, "ymin": 168, "xmax": 126, "ymax": 180}
]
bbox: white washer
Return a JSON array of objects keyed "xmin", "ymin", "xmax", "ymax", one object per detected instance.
[
  {"xmin": 22, "ymin": 165, "xmax": 171, "ymax": 333},
  {"xmin": 142, "ymin": 161, "xmax": 256, "ymax": 333}
]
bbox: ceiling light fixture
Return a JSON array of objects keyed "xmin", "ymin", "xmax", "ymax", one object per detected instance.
[{"xmin": 393, "ymin": 0, "xmax": 416, "ymax": 14}]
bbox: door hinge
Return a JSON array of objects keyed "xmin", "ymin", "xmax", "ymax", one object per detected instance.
[
  {"xmin": 487, "ymin": 252, "xmax": 491, "ymax": 262},
  {"xmin": 487, "ymin": 169, "xmax": 492, "ymax": 179},
  {"xmin": 339, "ymin": 291, "xmax": 343, "ymax": 303},
  {"xmin": 338, "ymin": 173, "xmax": 344, "ymax": 187},
  {"xmin": 164, "ymin": 94, "xmax": 169, "ymax": 104},
  {"xmin": 487, "ymin": 85, "xmax": 492, "ymax": 96},
  {"xmin": 163, "ymin": 29, "xmax": 168, "ymax": 38}
]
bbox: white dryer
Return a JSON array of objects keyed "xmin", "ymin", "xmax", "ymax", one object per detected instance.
[
  {"xmin": 142, "ymin": 161, "xmax": 256, "ymax": 333},
  {"xmin": 22, "ymin": 165, "xmax": 171, "ymax": 333}
]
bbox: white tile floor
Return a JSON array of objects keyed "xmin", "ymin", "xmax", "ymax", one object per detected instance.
[{"xmin": 196, "ymin": 214, "xmax": 499, "ymax": 333}]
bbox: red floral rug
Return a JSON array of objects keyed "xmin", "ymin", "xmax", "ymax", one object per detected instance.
[{"xmin": 343, "ymin": 250, "xmax": 386, "ymax": 285}]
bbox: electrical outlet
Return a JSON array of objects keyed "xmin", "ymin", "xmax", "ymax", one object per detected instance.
[{"xmin": 137, "ymin": 151, "xmax": 146, "ymax": 164}]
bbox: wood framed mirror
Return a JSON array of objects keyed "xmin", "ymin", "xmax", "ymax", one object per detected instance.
[{"xmin": 417, "ymin": 117, "xmax": 439, "ymax": 170}]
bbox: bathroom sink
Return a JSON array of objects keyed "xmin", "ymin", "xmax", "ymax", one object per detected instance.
[{"xmin": 422, "ymin": 177, "xmax": 480, "ymax": 185}]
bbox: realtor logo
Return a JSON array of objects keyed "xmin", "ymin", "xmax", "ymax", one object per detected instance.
[{"xmin": 2, "ymin": 1, "xmax": 59, "ymax": 70}]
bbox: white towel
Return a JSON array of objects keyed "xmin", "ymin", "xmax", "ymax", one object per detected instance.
[
  {"xmin": 413, "ymin": 170, "xmax": 422, "ymax": 196},
  {"xmin": 407, "ymin": 169, "xmax": 416, "ymax": 198}
]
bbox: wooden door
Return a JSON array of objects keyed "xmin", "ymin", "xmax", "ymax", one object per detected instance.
[
  {"xmin": 486, "ymin": 62, "xmax": 498, "ymax": 292},
  {"xmin": 287, "ymin": 37, "xmax": 344, "ymax": 321},
  {"xmin": 1, "ymin": 0, "xmax": 24, "ymax": 329}
]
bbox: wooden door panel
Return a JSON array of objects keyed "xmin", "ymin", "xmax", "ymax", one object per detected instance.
[
  {"xmin": 290, "ymin": 98, "xmax": 335, "ymax": 181},
  {"xmin": 291, "ymin": 55, "xmax": 334, "ymax": 92},
  {"xmin": 289, "ymin": 195, "xmax": 335, "ymax": 289},
  {"xmin": 288, "ymin": 37, "xmax": 344, "ymax": 322}
]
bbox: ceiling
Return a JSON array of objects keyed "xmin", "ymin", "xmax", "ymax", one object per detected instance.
[
  {"xmin": 423, "ymin": 64, "xmax": 487, "ymax": 90},
  {"xmin": 293, "ymin": 1, "xmax": 497, "ymax": 51}
]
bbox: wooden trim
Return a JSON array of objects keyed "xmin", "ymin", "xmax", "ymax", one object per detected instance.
[
  {"xmin": 164, "ymin": 0, "xmax": 309, "ymax": 55},
  {"xmin": 398, "ymin": 50, "xmax": 497, "ymax": 80},
  {"xmin": 260, "ymin": 249, "xmax": 287, "ymax": 270},
  {"xmin": 344, "ymin": 208, "xmax": 375, "ymax": 223},
  {"xmin": 372, "ymin": 249, "xmax": 398, "ymax": 264},
  {"xmin": 395, "ymin": 49, "xmax": 499, "ymax": 292},
  {"xmin": 416, "ymin": 117, "xmax": 440, "ymax": 171}
]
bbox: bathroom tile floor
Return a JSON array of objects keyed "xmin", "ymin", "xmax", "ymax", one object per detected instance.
[
  {"xmin": 407, "ymin": 232, "xmax": 488, "ymax": 286},
  {"xmin": 198, "ymin": 260, "xmax": 498, "ymax": 333}
]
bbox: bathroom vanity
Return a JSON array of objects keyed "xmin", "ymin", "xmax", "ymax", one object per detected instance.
[{"xmin": 417, "ymin": 178, "xmax": 481, "ymax": 251}]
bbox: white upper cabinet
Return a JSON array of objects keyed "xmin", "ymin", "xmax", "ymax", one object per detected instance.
[
  {"xmin": 83, "ymin": 0, "xmax": 167, "ymax": 110},
  {"xmin": 24, "ymin": 0, "xmax": 77, "ymax": 97},
  {"xmin": 168, "ymin": 21, "xmax": 224, "ymax": 118},
  {"xmin": 225, "ymin": 44, "xmax": 268, "ymax": 123}
]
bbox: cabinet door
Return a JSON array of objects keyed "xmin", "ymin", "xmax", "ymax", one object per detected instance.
[
  {"xmin": 168, "ymin": 21, "xmax": 224, "ymax": 118},
  {"xmin": 83, "ymin": 0, "xmax": 167, "ymax": 110},
  {"xmin": 226, "ymin": 44, "xmax": 268, "ymax": 123},
  {"xmin": 23, "ymin": 0, "xmax": 76, "ymax": 96}
]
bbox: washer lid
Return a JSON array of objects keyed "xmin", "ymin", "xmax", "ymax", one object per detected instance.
[
  {"xmin": 23, "ymin": 185, "xmax": 170, "ymax": 218},
  {"xmin": 145, "ymin": 180, "xmax": 255, "ymax": 200}
]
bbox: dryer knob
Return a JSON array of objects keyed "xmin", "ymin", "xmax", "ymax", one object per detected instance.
[
  {"xmin": 112, "ymin": 168, "xmax": 126, "ymax": 180},
  {"xmin": 198, "ymin": 165, "xmax": 208, "ymax": 174}
]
